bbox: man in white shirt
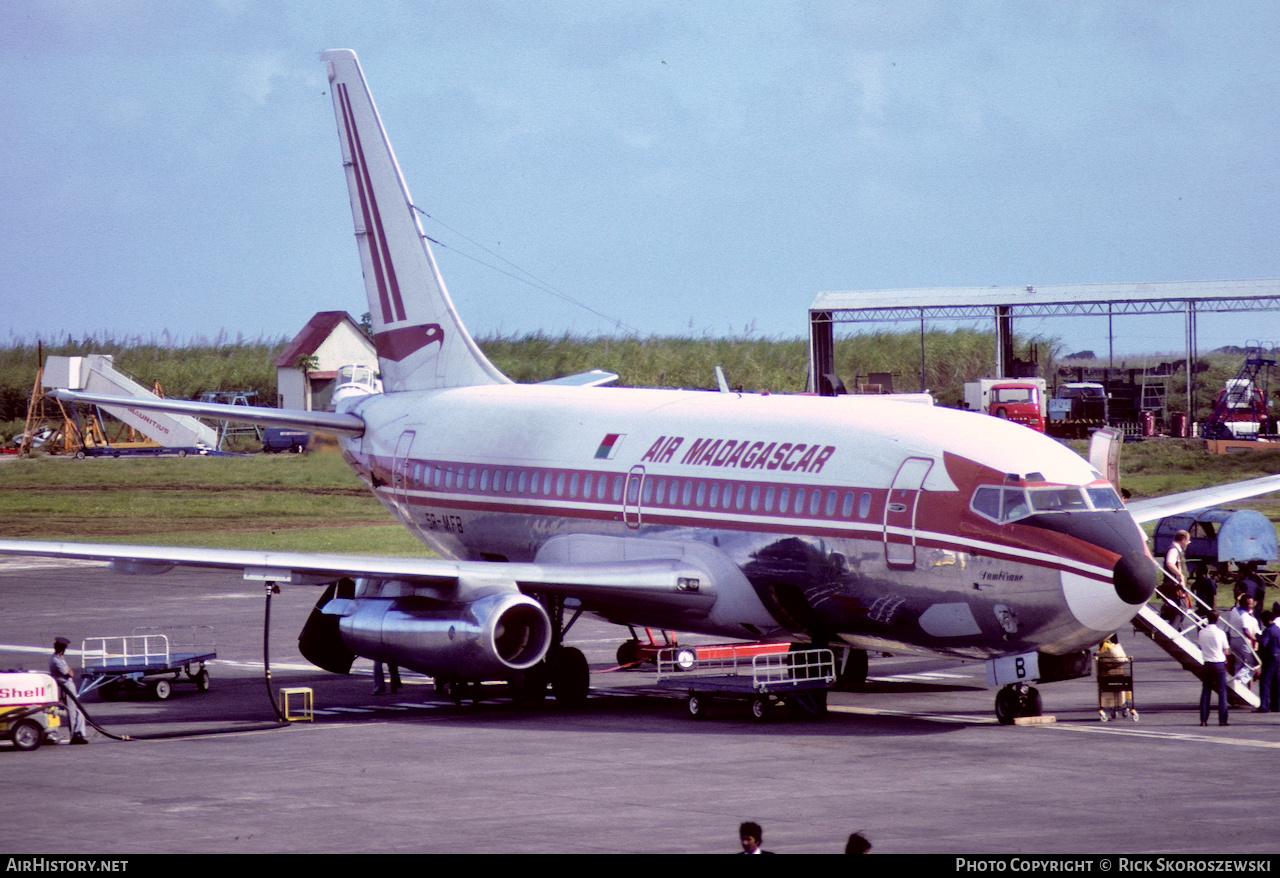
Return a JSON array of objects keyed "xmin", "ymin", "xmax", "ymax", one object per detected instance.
[
  {"xmin": 1229, "ymin": 594, "xmax": 1261, "ymax": 687},
  {"xmin": 1161, "ymin": 530, "xmax": 1191, "ymax": 624},
  {"xmin": 1199, "ymin": 611, "xmax": 1230, "ymax": 726}
]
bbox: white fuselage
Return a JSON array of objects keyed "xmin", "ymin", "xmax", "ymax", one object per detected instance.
[{"xmin": 339, "ymin": 385, "xmax": 1152, "ymax": 662}]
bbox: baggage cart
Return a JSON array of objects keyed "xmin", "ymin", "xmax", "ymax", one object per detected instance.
[
  {"xmin": 655, "ymin": 644, "xmax": 835, "ymax": 721},
  {"xmin": 79, "ymin": 626, "xmax": 216, "ymax": 701},
  {"xmin": 1096, "ymin": 653, "xmax": 1138, "ymax": 721}
]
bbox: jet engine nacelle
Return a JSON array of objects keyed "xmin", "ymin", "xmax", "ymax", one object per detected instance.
[{"xmin": 337, "ymin": 591, "xmax": 552, "ymax": 680}]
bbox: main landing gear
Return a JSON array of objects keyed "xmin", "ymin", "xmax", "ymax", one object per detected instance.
[
  {"xmin": 994, "ymin": 683, "xmax": 1043, "ymax": 725},
  {"xmin": 452, "ymin": 641, "xmax": 590, "ymax": 709},
  {"xmin": 833, "ymin": 647, "xmax": 868, "ymax": 691},
  {"xmin": 509, "ymin": 597, "xmax": 590, "ymax": 708}
]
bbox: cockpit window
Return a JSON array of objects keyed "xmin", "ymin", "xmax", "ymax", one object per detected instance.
[
  {"xmin": 1028, "ymin": 487, "xmax": 1089, "ymax": 512},
  {"xmin": 970, "ymin": 486, "xmax": 1033, "ymax": 523},
  {"xmin": 1086, "ymin": 486, "xmax": 1125, "ymax": 510},
  {"xmin": 971, "ymin": 483, "xmax": 1123, "ymax": 523}
]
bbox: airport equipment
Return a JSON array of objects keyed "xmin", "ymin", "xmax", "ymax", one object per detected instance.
[
  {"xmin": 198, "ymin": 390, "xmax": 262, "ymax": 447},
  {"xmin": 0, "ymin": 672, "xmax": 64, "ymax": 750},
  {"xmin": 79, "ymin": 626, "xmax": 216, "ymax": 701},
  {"xmin": 615, "ymin": 626, "xmax": 684, "ymax": 667},
  {"xmin": 1153, "ymin": 508, "xmax": 1278, "ymax": 565},
  {"xmin": 1095, "ymin": 653, "xmax": 1138, "ymax": 721},
  {"xmin": 1133, "ymin": 605, "xmax": 1259, "ymax": 709},
  {"xmin": 655, "ymin": 644, "xmax": 835, "ymax": 720},
  {"xmin": 261, "ymin": 428, "xmax": 311, "ymax": 453},
  {"xmin": 41, "ymin": 354, "xmax": 219, "ymax": 454},
  {"xmin": 1202, "ymin": 345, "xmax": 1275, "ymax": 440},
  {"xmin": 278, "ymin": 687, "xmax": 314, "ymax": 722}
]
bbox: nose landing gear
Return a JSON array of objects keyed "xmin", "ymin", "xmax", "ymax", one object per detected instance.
[{"xmin": 994, "ymin": 683, "xmax": 1043, "ymax": 725}]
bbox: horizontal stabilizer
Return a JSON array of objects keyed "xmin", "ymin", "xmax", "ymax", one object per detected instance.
[
  {"xmin": 50, "ymin": 390, "xmax": 365, "ymax": 437},
  {"xmin": 538, "ymin": 370, "xmax": 619, "ymax": 387}
]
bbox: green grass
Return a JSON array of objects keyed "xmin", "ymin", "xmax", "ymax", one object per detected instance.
[
  {"xmin": 0, "ymin": 449, "xmax": 435, "ymax": 556},
  {"xmin": 0, "ymin": 336, "xmax": 286, "ymax": 423},
  {"xmin": 65, "ymin": 525, "xmax": 432, "ymax": 555},
  {"xmin": 1115, "ymin": 440, "xmax": 1280, "ymax": 500},
  {"xmin": 477, "ymin": 327, "xmax": 1024, "ymax": 406}
]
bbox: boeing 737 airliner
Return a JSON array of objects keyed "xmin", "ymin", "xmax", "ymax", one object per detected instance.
[{"xmin": 5, "ymin": 49, "xmax": 1279, "ymax": 723}]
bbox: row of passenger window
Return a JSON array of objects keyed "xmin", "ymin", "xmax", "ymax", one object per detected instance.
[{"xmin": 405, "ymin": 461, "xmax": 878, "ymax": 521}]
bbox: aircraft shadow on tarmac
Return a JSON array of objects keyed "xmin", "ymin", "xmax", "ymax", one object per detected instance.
[{"xmin": 45, "ymin": 668, "xmax": 972, "ymax": 744}]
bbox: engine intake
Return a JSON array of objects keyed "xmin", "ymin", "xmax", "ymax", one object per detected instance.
[{"xmin": 337, "ymin": 591, "xmax": 551, "ymax": 679}]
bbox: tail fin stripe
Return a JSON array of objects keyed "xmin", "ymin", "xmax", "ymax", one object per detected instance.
[
  {"xmin": 337, "ymin": 83, "xmax": 403, "ymax": 323},
  {"xmin": 345, "ymin": 86, "xmax": 408, "ymax": 323},
  {"xmin": 322, "ymin": 48, "xmax": 510, "ymax": 390}
]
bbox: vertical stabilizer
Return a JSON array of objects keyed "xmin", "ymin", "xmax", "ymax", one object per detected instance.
[{"xmin": 321, "ymin": 49, "xmax": 509, "ymax": 391}]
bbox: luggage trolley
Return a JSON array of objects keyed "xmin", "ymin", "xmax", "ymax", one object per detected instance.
[
  {"xmin": 80, "ymin": 626, "xmax": 216, "ymax": 701},
  {"xmin": 656, "ymin": 644, "xmax": 836, "ymax": 721},
  {"xmin": 1096, "ymin": 653, "xmax": 1138, "ymax": 721}
]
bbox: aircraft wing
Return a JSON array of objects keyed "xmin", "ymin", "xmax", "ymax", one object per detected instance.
[
  {"xmin": 50, "ymin": 389, "xmax": 365, "ymax": 437},
  {"xmin": 1125, "ymin": 474, "xmax": 1280, "ymax": 524},
  {"xmin": 0, "ymin": 539, "xmax": 715, "ymax": 615}
]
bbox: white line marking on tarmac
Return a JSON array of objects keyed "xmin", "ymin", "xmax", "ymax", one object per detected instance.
[
  {"xmin": 213, "ymin": 659, "xmax": 321, "ymax": 673},
  {"xmin": 831, "ymin": 705, "xmax": 995, "ymax": 724},
  {"xmin": 0, "ymin": 643, "xmax": 59, "ymax": 656},
  {"xmin": 870, "ymin": 671, "xmax": 972, "ymax": 682},
  {"xmin": 0, "ymin": 558, "xmax": 107, "ymax": 572},
  {"xmin": 1040, "ymin": 720, "xmax": 1280, "ymax": 749},
  {"xmin": 830, "ymin": 704, "xmax": 1280, "ymax": 748}
]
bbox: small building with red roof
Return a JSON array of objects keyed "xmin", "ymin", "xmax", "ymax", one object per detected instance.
[{"xmin": 275, "ymin": 311, "xmax": 377, "ymax": 410}]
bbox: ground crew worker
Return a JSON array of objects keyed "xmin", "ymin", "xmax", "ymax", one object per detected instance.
[{"xmin": 50, "ymin": 636, "xmax": 89, "ymax": 744}]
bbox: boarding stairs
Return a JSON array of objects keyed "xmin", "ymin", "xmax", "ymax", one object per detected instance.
[
  {"xmin": 1132, "ymin": 599, "xmax": 1260, "ymax": 709},
  {"xmin": 42, "ymin": 354, "xmax": 219, "ymax": 451}
]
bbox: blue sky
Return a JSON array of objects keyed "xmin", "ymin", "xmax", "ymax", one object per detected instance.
[{"xmin": 4, "ymin": 2, "xmax": 1279, "ymax": 358}]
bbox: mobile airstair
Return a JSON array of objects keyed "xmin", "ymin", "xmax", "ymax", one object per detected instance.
[
  {"xmin": 1132, "ymin": 602, "xmax": 1260, "ymax": 709},
  {"xmin": 42, "ymin": 354, "xmax": 219, "ymax": 453}
]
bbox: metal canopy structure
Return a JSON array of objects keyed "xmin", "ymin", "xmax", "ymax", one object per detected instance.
[{"xmin": 807, "ymin": 279, "xmax": 1280, "ymax": 409}]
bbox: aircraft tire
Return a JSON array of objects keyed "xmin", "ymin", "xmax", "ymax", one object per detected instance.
[
  {"xmin": 511, "ymin": 663, "xmax": 548, "ymax": 706},
  {"xmin": 835, "ymin": 648, "xmax": 869, "ymax": 691},
  {"xmin": 11, "ymin": 719, "xmax": 43, "ymax": 751},
  {"xmin": 550, "ymin": 646, "xmax": 589, "ymax": 707},
  {"xmin": 995, "ymin": 686, "xmax": 1020, "ymax": 725},
  {"xmin": 1026, "ymin": 686, "xmax": 1043, "ymax": 717},
  {"xmin": 995, "ymin": 684, "xmax": 1041, "ymax": 724},
  {"xmin": 790, "ymin": 690, "xmax": 828, "ymax": 718}
]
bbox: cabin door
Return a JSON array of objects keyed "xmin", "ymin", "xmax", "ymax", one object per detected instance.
[
  {"xmin": 623, "ymin": 465, "xmax": 646, "ymax": 529},
  {"xmin": 883, "ymin": 457, "xmax": 933, "ymax": 568},
  {"xmin": 392, "ymin": 430, "xmax": 417, "ymax": 513}
]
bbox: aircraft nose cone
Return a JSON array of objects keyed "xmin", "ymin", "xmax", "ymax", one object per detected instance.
[{"xmin": 1113, "ymin": 551, "xmax": 1159, "ymax": 605}]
